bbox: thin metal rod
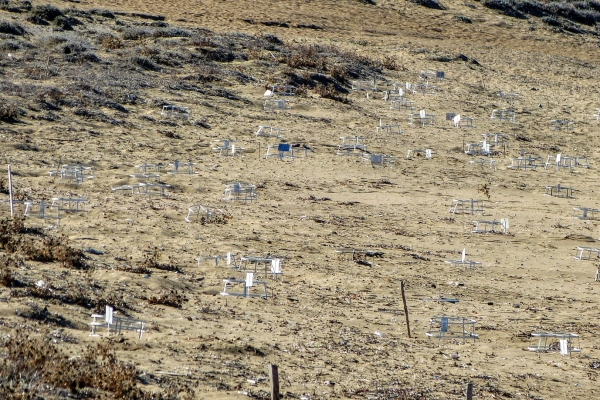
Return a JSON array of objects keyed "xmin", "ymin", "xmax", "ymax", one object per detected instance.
[
  {"xmin": 8, "ymin": 165, "xmax": 14, "ymax": 218},
  {"xmin": 401, "ymin": 280, "xmax": 411, "ymax": 338}
]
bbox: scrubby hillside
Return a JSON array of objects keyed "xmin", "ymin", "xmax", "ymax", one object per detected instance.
[{"xmin": 1, "ymin": 0, "xmax": 600, "ymax": 399}]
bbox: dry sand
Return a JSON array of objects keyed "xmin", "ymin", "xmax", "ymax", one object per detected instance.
[{"xmin": 1, "ymin": 0, "xmax": 600, "ymax": 398}]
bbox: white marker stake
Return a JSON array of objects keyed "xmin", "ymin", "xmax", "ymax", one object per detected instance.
[
  {"xmin": 461, "ymin": 248, "xmax": 466, "ymax": 263},
  {"xmin": 8, "ymin": 165, "xmax": 14, "ymax": 218}
]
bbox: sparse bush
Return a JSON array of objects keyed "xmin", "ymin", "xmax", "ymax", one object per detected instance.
[
  {"xmin": 286, "ymin": 44, "xmax": 327, "ymax": 70},
  {"xmin": 198, "ymin": 46, "xmax": 236, "ymax": 62},
  {"xmin": 62, "ymin": 39, "xmax": 88, "ymax": 54},
  {"xmin": 159, "ymin": 130, "xmax": 182, "ymax": 139},
  {"xmin": 0, "ymin": 255, "xmax": 18, "ymax": 286},
  {"xmin": 190, "ymin": 33, "xmax": 216, "ymax": 47},
  {"xmin": 141, "ymin": 247, "xmax": 182, "ymax": 272},
  {"xmin": 65, "ymin": 51, "xmax": 100, "ymax": 63},
  {"xmin": 150, "ymin": 21, "xmax": 169, "ymax": 28},
  {"xmin": 0, "ymin": 20, "xmax": 25, "ymax": 35},
  {"xmin": 328, "ymin": 63, "xmax": 350, "ymax": 84},
  {"xmin": 295, "ymin": 84, "xmax": 309, "ymax": 96},
  {"xmin": 315, "ymin": 83, "xmax": 350, "ymax": 104},
  {"xmin": 408, "ymin": 0, "xmax": 446, "ymax": 10},
  {"xmin": 148, "ymin": 289, "xmax": 187, "ymax": 308},
  {"xmin": 121, "ymin": 26, "xmax": 154, "ymax": 40},
  {"xmin": 382, "ymin": 55, "xmax": 398, "ymax": 70},
  {"xmin": 25, "ymin": 235, "xmax": 88, "ymax": 269},
  {"xmin": 542, "ymin": 16, "xmax": 562, "ymax": 26},
  {"xmin": 26, "ymin": 14, "xmax": 49, "ymax": 25},
  {"xmin": 0, "ymin": 100, "xmax": 19, "ymax": 122},
  {"xmin": 0, "ymin": 39, "xmax": 20, "ymax": 51},
  {"xmin": 482, "ymin": 0, "xmax": 600, "ymax": 25},
  {"xmin": 89, "ymin": 8, "xmax": 115, "ymax": 19},
  {"xmin": 481, "ymin": 0, "xmax": 527, "ymax": 19},
  {"xmin": 263, "ymin": 33, "xmax": 282, "ymax": 45},
  {"xmin": 35, "ymin": 32, "xmax": 68, "ymax": 48},
  {"xmin": 64, "ymin": 8, "xmax": 92, "ymax": 20},
  {"xmin": 130, "ymin": 55, "xmax": 159, "ymax": 71},
  {"xmin": 116, "ymin": 264, "xmax": 151, "ymax": 274},
  {"xmin": 32, "ymin": 4, "xmax": 63, "ymax": 21},
  {"xmin": 0, "ymin": 333, "xmax": 152, "ymax": 397},
  {"xmin": 100, "ymin": 34, "xmax": 123, "ymax": 49},
  {"xmin": 2, "ymin": 0, "xmax": 32, "ymax": 12},
  {"xmin": 54, "ymin": 15, "xmax": 73, "ymax": 30},
  {"xmin": 0, "ymin": 217, "xmax": 88, "ymax": 270},
  {"xmin": 453, "ymin": 14, "xmax": 472, "ymax": 23},
  {"xmin": 153, "ymin": 27, "xmax": 191, "ymax": 38}
]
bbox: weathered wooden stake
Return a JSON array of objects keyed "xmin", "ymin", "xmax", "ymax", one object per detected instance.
[
  {"xmin": 269, "ymin": 363, "xmax": 279, "ymax": 400},
  {"xmin": 466, "ymin": 382, "xmax": 473, "ymax": 400},
  {"xmin": 8, "ymin": 165, "xmax": 14, "ymax": 218},
  {"xmin": 400, "ymin": 280, "xmax": 411, "ymax": 338}
]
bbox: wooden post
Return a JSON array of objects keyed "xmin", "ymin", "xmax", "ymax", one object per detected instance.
[
  {"xmin": 466, "ymin": 382, "xmax": 473, "ymax": 400},
  {"xmin": 400, "ymin": 280, "xmax": 411, "ymax": 338},
  {"xmin": 8, "ymin": 165, "xmax": 14, "ymax": 218},
  {"xmin": 269, "ymin": 364, "xmax": 279, "ymax": 400}
]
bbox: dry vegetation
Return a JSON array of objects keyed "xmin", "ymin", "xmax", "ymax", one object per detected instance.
[{"xmin": 0, "ymin": 0, "xmax": 600, "ymax": 398}]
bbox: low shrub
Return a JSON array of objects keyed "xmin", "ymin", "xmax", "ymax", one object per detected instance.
[
  {"xmin": 315, "ymin": 84, "xmax": 350, "ymax": 104},
  {"xmin": 121, "ymin": 26, "xmax": 154, "ymax": 40},
  {"xmin": 89, "ymin": 8, "xmax": 115, "ymax": 19},
  {"xmin": 141, "ymin": 247, "xmax": 182, "ymax": 272},
  {"xmin": 408, "ymin": 0, "xmax": 446, "ymax": 10},
  {"xmin": 153, "ymin": 27, "xmax": 191, "ymax": 38},
  {"xmin": 35, "ymin": 32, "xmax": 68, "ymax": 48},
  {"xmin": 0, "ymin": 20, "xmax": 25, "ymax": 35},
  {"xmin": 148, "ymin": 289, "xmax": 187, "ymax": 308},
  {"xmin": 62, "ymin": 39, "xmax": 88, "ymax": 54},
  {"xmin": 328, "ymin": 63, "xmax": 350, "ymax": 84},
  {"xmin": 0, "ymin": 217, "xmax": 88, "ymax": 270},
  {"xmin": 32, "ymin": 4, "xmax": 63, "ymax": 21},
  {"xmin": 286, "ymin": 44, "xmax": 327, "ymax": 70},
  {"xmin": 382, "ymin": 55, "xmax": 399, "ymax": 70},
  {"xmin": 130, "ymin": 55, "xmax": 159, "ymax": 71},
  {"xmin": 100, "ymin": 35, "xmax": 123, "ymax": 49},
  {"xmin": 263, "ymin": 33, "xmax": 282, "ymax": 45},
  {"xmin": 0, "ymin": 39, "xmax": 20, "ymax": 51},
  {"xmin": 482, "ymin": 0, "xmax": 600, "ymax": 25},
  {"xmin": 54, "ymin": 15, "xmax": 73, "ymax": 30},
  {"xmin": 453, "ymin": 14, "xmax": 472, "ymax": 23},
  {"xmin": 26, "ymin": 15, "xmax": 49, "ymax": 25},
  {"xmin": 0, "ymin": 333, "xmax": 150, "ymax": 397},
  {"xmin": 198, "ymin": 46, "xmax": 236, "ymax": 62},
  {"xmin": 0, "ymin": 100, "xmax": 19, "ymax": 122},
  {"xmin": 0, "ymin": 255, "xmax": 18, "ymax": 286},
  {"xmin": 481, "ymin": 0, "xmax": 527, "ymax": 18}
]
